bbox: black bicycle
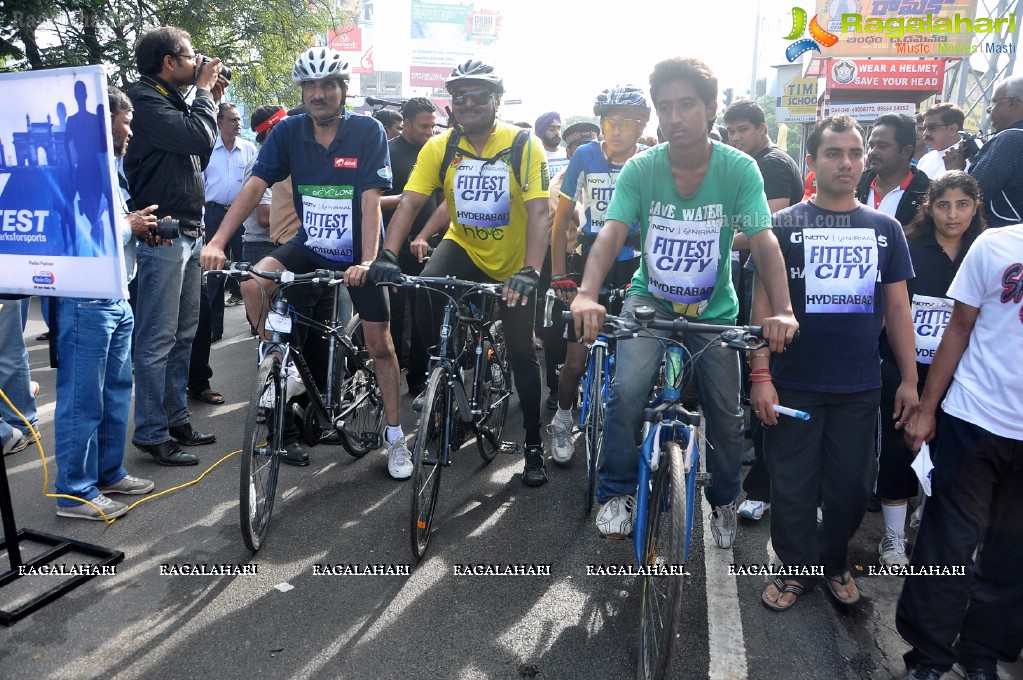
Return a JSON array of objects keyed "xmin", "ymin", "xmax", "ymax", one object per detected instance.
[
  {"xmin": 393, "ymin": 275, "xmax": 513, "ymax": 558},
  {"xmin": 209, "ymin": 264, "xmax": 385, "ymax": 551}
]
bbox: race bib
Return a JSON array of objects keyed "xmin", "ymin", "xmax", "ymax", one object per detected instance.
[
  {"xmin": 911, "ymin": 294, "xmax": 953, "ymax": 365},
  {"xmin": 644, "ymin": 205, "xmax": 722, "ymax": 308},
  {"xmin": 452, "ymin": 158, "xmax": 511, "ymax": 228},
  {"xmin": 299, "ymin": 185, "xmax": 354, "ymax": 262},
  {"xmin": 803, "ymin": 228, "xmax": 877, "ymax": 313},
  {"xmin": 583, "ymin": 173, "xmax": 616, "ymax": 237},
  {"xmin": 547, "ymin": 156, "xmax": 569, "ymax": 180}
]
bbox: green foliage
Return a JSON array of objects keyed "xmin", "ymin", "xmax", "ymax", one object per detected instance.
[{"xmin": 0, "ymin": 0, "xmax": 356, "ymax": 110}]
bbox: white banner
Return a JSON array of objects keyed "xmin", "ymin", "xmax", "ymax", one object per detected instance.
[{"xmin": 0, "ymin": 65, "xmax": 126, "ymax": 298}]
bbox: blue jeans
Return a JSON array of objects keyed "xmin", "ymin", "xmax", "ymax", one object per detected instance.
[
  {"xmin": 597, "ymin": 295, "xmax": 744, "ymax": 507},
  {"xmin": 54, "ymin": 298, "xmax": 133, "ymax": 506},
  {"xmin": 132, "ymin": 235, "xmax": 201, "ymax": 445},
  {"xmin": 0, "ymin": 299, "xmax": 37, "ymax": 435}
]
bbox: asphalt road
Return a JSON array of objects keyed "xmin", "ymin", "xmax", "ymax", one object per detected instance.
[{"xmin": 1, "ymin": 299, "xmax": 1020, "ymax": 680}]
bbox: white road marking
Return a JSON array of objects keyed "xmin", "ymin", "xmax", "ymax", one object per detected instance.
[{"xmin": 701, "ymin": 492, "xmax": 749, "ymax": 680}]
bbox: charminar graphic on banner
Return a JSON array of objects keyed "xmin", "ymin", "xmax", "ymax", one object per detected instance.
[{"xmin": 0, "ymin": 65, "xmax": 127, "ymax": 299}]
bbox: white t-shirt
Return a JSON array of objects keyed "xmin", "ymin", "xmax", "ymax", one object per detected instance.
[
  {"xmin": 916, "ymin": 138, "xmax": 980, "ymax": 180},
  {"xmin": 941, "ymin": 224, "xmax": 1023, "ymax": 439}
]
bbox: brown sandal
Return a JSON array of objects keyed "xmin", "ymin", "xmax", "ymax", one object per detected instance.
[
  {"xmin": 762, "ymin": 578, "xmax": 805, "ymax": 612},
  {"xmin": 826, "ymin": 572, "xmax": 860, "ymax": 605},
  {"xmin": 188, "ymin": 388, "xmax": 224, "ymax": 405}
]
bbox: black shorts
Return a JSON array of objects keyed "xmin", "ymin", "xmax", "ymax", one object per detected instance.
[{"xmin": 268, "ymin": 243, "xmax": 389, "ymax": 323}]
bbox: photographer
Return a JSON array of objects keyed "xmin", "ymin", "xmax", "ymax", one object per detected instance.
[
  {"xmin": 943, "ymin": 75, "xmax": 1023, "ymax": 228},
  {"xmin": 124, "ymin": 26, "xmax": 225, "ymax": 466}
]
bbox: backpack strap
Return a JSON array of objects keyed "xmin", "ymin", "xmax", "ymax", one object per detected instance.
[{"xmin": 438, "ymin": 127, "xmax": 533, "ymax": 188}]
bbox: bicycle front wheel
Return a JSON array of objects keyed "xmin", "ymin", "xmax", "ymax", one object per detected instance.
[
  {"xmin": 410, "ymin": 366, "xmax": 448, "ymax": 559},
  {"xmin": 583, "ymin": 343, "xmax": 607, "ymax": 514},
  {"xmin": 339, "ymin": 315, "xmax": 385, "ymax": 457},
  {"xmin": 476, "ymin": 320, "xmax": 511, "ymax": 464},
  {"xmin": 240, "ymin": 354, "xmax": 284, "ymax": 552},
  {"xmin": 637, "ymin": 441, "xmax": 686, "ymax": 680}
]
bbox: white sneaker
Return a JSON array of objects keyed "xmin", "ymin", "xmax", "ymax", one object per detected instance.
[
  {"xmin": 879, "ymin": 529, "xmax": 909, "ymax": 567},
  {"xmin": 547, "ymin": 413, "xmax": 575, "ymax": 463},
  {"xmin": 387, "ymin": 437, "xmax": 413, "ymax": 480},
  {"xmin": 710, "ymin": 501, "xmax": 737, "ymax": 549},
  {"xmin": 737, "ymin": 499, "xmax": 769, "ymax": 521},
  {"xmin": 595, "ymin": 495, "xmax": 636, "ymax": 538},
  {"xmin": 286, "ymin": 362, "xmax": 305, "ymax": 399}
]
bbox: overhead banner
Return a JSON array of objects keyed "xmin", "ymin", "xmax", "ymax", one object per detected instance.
[
  {"xmin": 783, "ymin": 1, "xmax": 989, "ymax": 58},
  {"xmin": 826, "ymin": 58, "xmax": 944, "ymax": 91},
  {"xmin": 0, "ymin": 65, "xmax": 127, "ymax": 299},
  {"xmin": 410, "ymin": 0, "xmax": 502, "ymax": 88}
]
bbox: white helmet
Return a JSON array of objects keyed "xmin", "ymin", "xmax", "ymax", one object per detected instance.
[{"xmin": 291, "ymin": 47, "xmax": 350, "ymax": 85}]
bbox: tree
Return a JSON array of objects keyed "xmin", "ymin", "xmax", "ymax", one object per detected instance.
[{"xmin": 0, "ymin": 0, "xmax": 355, "ymax": 109}]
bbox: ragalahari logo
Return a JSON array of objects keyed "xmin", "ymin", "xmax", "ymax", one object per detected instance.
[{"xmin": 784, "ymin": 6, "xmax": 840, "ymax": 61}]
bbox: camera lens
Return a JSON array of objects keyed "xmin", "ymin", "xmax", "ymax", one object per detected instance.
[{"xmin": 220, "ymin": 65, "xmax": 232, "ymax": 81}]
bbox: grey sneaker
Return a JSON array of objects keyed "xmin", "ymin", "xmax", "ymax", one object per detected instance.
[
  {"xmin": 56, "ymin": 494, "xmax": 128, "ymax": 521},
  {"xmin": 879, "ymin": 529, "xmax": 910, "ymax": 567},
  {"xmin": 710, "ymin": 501, "xmax": 737, "ymax": 549},
  {"xmin": 3, "ymin": 429, "xmax": 25, "ymax": 456},
  {"xmin": 547, "ymin": 413, "xmax": 575, "ymax": 463},
  {"xmin": 99, "ymin": 474, "xmax": 155, "ymax": 496}
]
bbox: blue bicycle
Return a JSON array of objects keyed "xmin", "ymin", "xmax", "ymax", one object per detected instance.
[{"xmin": 569, "ymin": 305, "xmax": 770, "ymax": 680}]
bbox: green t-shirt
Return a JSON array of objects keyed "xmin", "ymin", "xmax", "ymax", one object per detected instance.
[{"xmin": 605, "ymin": 141, "xmax": 771, "ymax": 323}]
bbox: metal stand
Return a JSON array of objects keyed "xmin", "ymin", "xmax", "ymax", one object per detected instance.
[{"xmin": 0, "ymin": 453, "xmax": 123, "ymax": 625}]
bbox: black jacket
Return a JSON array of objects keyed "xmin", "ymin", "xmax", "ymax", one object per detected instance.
[
  {"xmin": 855, "ymin": 166, "xmax": 931, "ymax": 227},
  {"xmin": 123, "ymin": 76, "xmax": 218, "ymax": 235}
]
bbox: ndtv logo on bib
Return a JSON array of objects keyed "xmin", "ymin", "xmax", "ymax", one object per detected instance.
[{"xmin": 334, "ymin": 157, "xmax": 358, "ymax": 169}]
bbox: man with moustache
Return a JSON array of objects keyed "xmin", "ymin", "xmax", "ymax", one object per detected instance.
[
  {"xmin": 125, "ymin": 26, "xmax": 225, "ymax": 466},
  {"xmin": 857, "ymin": 113, "xmax": 930, "ymax": 227},
  {"xmin": 916, "ymin": 104, "xmax": 970, "ymax": 180}
]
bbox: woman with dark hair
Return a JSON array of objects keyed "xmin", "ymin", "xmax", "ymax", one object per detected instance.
[{"xmin": 877, "ymin": 171, "xmax": 986, "ymax": 566}]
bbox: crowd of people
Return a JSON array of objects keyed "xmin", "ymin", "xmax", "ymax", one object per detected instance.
[{"xmin": 2, "ymin": 26, "xmax": 1022, "ymax": 680}]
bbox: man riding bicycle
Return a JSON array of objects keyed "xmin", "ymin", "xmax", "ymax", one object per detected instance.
[
  {"xmin": 369, "ymin": 59, "xmax": 552, "ymax": 486},
  {"xmin": 547, "ymin": 85, "xmax": 649, "ymax": 464},
  {"xmin": 570, "ymin": 57, "xmax": 799, "ymax": 544},
  {"xmin": 199, "ymin": 47, "xmax": 411, "ymax": 478}
]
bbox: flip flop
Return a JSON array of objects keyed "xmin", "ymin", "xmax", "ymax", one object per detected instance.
[
  {"xmin": 188, "ymin": 388, "xmax": 224, "ymax": 405},
  {"xmin": 762, "ymin": 577, "xmax": 805, "ymax": 612},
  {"xmin": 826, "ymin": 572, "xmax": 860, "ymax": 605}
]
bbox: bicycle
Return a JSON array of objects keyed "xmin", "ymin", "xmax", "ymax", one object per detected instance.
[
  {"xmin": 543, "ymin": 283, "xmax": 628, "ymax": 514},
  {"xmin": 566, "ymin": 304, "xmax": 770, "ymax": 680},
  {"xmin": 393, "ymin": 275, "xmax": 513, "ymax": 559},
  {"xmin": 207, "ymin": 263, "xmax": 385, "ymax": 551}
]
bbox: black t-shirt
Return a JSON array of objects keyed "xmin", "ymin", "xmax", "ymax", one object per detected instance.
[
  {"xmin": 749, "ymin": 201, "xmax": 915, "ymax": 392},
  {"xmin": 754, "ymin": 144, "xmax": 803, "ymax": 207},
  {"xmin": 384, "ymin": 135, "xmax": 439, "ymax": 247}
]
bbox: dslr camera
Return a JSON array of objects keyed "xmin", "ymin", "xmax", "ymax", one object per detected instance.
[
  {"xmin": 959, "ymin": 131, "xmax": 981, "ymax": 161},
  {"xmin": 199, "ymin": 56, "xmax": 232, "ymax": 82}
]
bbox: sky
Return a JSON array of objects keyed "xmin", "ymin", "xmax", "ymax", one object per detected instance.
[{"xmin": 361, "ymin": 0, "xmax": 798, "ymax": 129}]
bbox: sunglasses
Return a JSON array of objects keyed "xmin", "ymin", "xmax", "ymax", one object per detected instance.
[
  {"xmin": 602, "ymin": 117, "xmax": 643, "ymax": 133},
  {"xmin": 451, "ymin": 89, "xmax": 494, "ymax": 106},
  {"xmin": 920, "ymin": 123, "xmax": 951, "ymax": 132}
]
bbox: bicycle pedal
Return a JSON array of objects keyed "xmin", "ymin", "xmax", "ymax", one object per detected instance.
[
  {"xmin": 695, "ymin": 472, "xmax": 713, "ymax": 487},
  {"xmin": 499, "ymin": 441, "xmax": 520, "ymax": 454}
]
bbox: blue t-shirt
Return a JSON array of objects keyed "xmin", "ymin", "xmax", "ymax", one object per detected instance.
[
  {"xmin": 560, "ymin": 140, "xmax": 641, "ymax": 260},
  {"xmin": 751, "ymin": 201, "xmax": 915, "ymax": 392},
  {"xmin": 252, "ymin": 111, "xmax": 392, "ymax": 267}
]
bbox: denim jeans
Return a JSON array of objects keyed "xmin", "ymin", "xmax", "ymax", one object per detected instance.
[
  {"xmin": 54, "ymin": 298, "xmax": 132, "ymax": 506},
  {"xmin": 132, "ymin": 235, "xmax": 201, "ymax": 444},
  {"xmin": 597, "ymin": 295, "xmax": 744, "ymax": 507},
  {"xmin": 205, "ymin": 203, "xmax": 243, "ymax": 338},
  {"xmin": 0, "ymin": 299, "xmax": 37, "ymax": 434}
]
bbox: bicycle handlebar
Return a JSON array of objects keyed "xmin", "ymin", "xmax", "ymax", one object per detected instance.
[
  {"xmin": 387, "ymin": 274, "xmax": 504, "ymax": 297},
  {"xmin": 203, "ymin": 261, "xmax": 347, "ymax": 286}
]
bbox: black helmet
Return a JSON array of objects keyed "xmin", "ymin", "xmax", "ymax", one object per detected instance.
[{"xmin": 445, "ymin": 59, "xmax": 504, "ymax": 95}]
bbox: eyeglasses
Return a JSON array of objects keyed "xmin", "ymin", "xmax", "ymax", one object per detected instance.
[
  {"xmin": 301, "ymin": 80, "xmax": 342, "ymax": 93},
  {"xmin": 920, "ymin": 123, "xmax": 951, "ymax": 132},
  {"xmin": 988, "ymin": 97, "xmax": 1019, "ymax": 106},
  {"xmin": 175, "ymin": 52, "xmax": 197, "ymax": 63},
  {"xmin": 602, "ymin": 117, "xmax": 644, "ymax": 133},
  {"xmin": 450, "ymin": 89, "xmax": 493, "ymax": 106}
]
